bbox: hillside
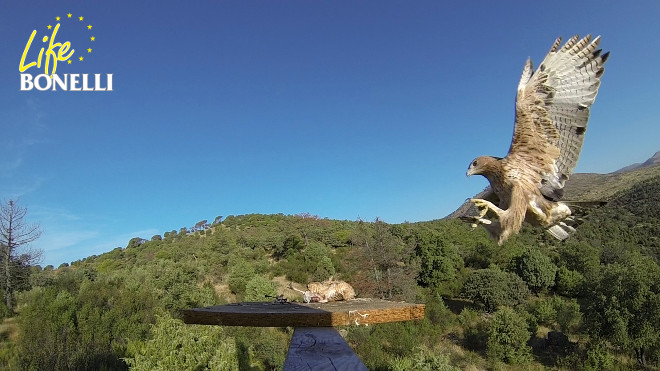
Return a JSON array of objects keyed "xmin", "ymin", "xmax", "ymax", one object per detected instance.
[
  {"xmin": 614, "ymin": 150, "xmax": 660, "ymax": 173},
  {"xmin": 1, "ymin": 157, "xmax": 659, "ymax": 370},
  {"xmin": 446, "ymin": 151, "xmax": 660, "ymax": 219},
  {"xmin": 563, "ymin": 163, "xmax": 660, "ymax": 201}
]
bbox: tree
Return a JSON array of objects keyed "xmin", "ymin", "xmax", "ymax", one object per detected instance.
[
  {"xmin": 390, "ymin": 346, "xmax": 461, "ymax": 371},
  {"xmin": 227, "ymin": 258, "xmax": 256, "ymax": 295},
  {"xmin": 555, "ymin": 266, "xmax": 584, "ymax": 297},
  {"xmin": 127, "ymin": 237, "xmax": 146, "ymax": 249},
  {"xmin": 17, "ymin": 288, "xmax": 79, "ymax": 370},
  {"xmin": 294, "ymin": 213, "xmax": 330, "ymax": 247},
  {"xmin": 351, "ymin": 219, "xmax": 419, "ymax": 301},
  {"xmin": 413, "ymin": 228, "xmax": 463, "ymax": 294},
  {"xmin": 582, "ymin": 251, "xmax": 660, "ymax": 366},
  {"xmin": 244, "ymin": 276, "xmax": 277, "ymax": 302},
  {"xmin": 127, "ymin": 314, "xmax": 238, "ymax": 370},
  {"xmin": 511, "ymin": 248, "xmax": 557, "ymax": 293},
  {"xmin": 487, "ymin": 307, "xmax": 532, "ymax": 364},
  {"xmin": 461, "ymin": 268, "xmax": 529, "ymax": 312},
  {"xmin": 0, "ymin": 199, "xmax": 42, "ymax": 314},
  {"xmin": 530, "ymin": 296, "xmax": 582, "ymax": 333}
]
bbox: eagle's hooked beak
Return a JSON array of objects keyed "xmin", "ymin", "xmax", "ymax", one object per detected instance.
[{"xmin": 466, "ymin": 160, "xmax": 478, "ymax": 177}]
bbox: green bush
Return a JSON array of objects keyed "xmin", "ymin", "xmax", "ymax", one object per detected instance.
[
  {"xmin": 390, "ymin": 346, "xmax": 460, "ymax": 371},
  {"xmin": 583, "ymin": 339, "xmax": 614, "ymax": 371},
  {"xmin": 244, "ymin": 276, "xmax": 277, "ymax": 302},
  {"xmin": 414, "ymin": 229, "xmax": 463, "ymax": 293},
  {"xmin": 512, "ymin": 248, "xmax": 557, "ymax": 293},
  {"xmin": 555, "ymin": 298, "xmax": 582, "ymax": 333},
  {"xmin": 457, "ymin": 308, "xmax": 488, "ymax": 352},
  {"xmin": 424, "ymin": 293, "xmax": 453, "ymax": 328},
  {"xmin": 461, "ymin": 268, "xmax": 529, "ymax": 311},
  {"xmin": 486, "ymin": 307, "xmax": 532, "ymax": 364},
  {"xmin": 532, "ymin": 299, "xmax": 557, "ymax": 326},
  {"xmin": 0, "ymin": 301, "xmax": 9, "ymax": 319},
  {"xmin": 227, "ymin": 259, "xmax": 256, "ymax": 295},
  {"xmin": 313, "ymin": 256, "xmax": 335, "ymax": 281},
  {"xmin": 126, "ymin": 314, "xmax": 238, "ymax": 370},
  {"xmin": 555, "ymin": 266, "xmax": 584, "ymax": 297},
  {"xmin": 530, "ymin": 296, "xmax": 582, "ymax": 333}
]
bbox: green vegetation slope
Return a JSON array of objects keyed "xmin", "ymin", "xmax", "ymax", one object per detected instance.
[{"xmin": 0, "ymin": 164, "xmax": 659, "ymax": 370}]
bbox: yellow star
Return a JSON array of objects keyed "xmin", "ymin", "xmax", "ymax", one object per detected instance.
[
  {"xmin": 79, "ymin": 16, "xmax": 83, "ymax": 21},
  {"xmin": 90, "ymin": 36, "xmax": 96, "ymax": 41},
  {"xmin": 87, "ymin": 24, "xmax": 92, "ymax": 30},
  {"xmin": 79, "ymin": 56, "xmax": 84, "ymax": 61},
  {"xmin": 56, "ymin": 16, "xmax": 60, "ymax": 21},
  {"xmin": 87, "ymin": 48, "xmax": 92, "ymax": 53},
  {"xmin": 67, "ymin": 13, "xmax": 72, "ymax": 18},
  {"xmin": 67, "ymin": 59, "xmax": 72, "ymax": 64},
  {"xmin": 47, "ymin": 25, "xmax": 52, "ymax": 29}
]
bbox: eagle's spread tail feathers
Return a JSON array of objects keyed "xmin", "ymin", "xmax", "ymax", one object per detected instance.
[
  {"xmin": 546, "ymin": 200, "xmax": 607, "ymax": 240},
  {"xmin": 547, "ymin": 221, "xmax": 576, "ymax": 241}
]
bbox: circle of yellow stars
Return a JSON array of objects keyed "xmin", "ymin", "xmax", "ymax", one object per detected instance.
[{"xmin": 46, "ymin": 12, "xmax": 95, "ymax": 65}]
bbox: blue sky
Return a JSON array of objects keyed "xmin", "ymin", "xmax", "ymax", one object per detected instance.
[{"xmin": 1, "ymin": 1, "xmax": 659, "ymax": 266}]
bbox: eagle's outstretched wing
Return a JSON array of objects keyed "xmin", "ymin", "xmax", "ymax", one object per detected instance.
[{"xmin": 507, "ymin": 35, "xmax": 609, "ymax": 200}]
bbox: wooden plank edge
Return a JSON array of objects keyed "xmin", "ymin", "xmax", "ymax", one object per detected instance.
[
  {"xmin": 183, "ymin": 302, "xmax": 426, "ymax": 327},
  {"xmin": 183, "ymin": 308, "xmax": 340, "ymax": 327}
]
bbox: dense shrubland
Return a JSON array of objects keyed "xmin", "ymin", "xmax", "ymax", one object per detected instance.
[{"xmin": 0, "ymin": 176, "xmax": 658, "ymax": 370}]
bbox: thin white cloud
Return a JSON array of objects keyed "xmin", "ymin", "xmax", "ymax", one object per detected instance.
[
  {"xmin": 38, "ymin": 230, "xmax": 100, "ymax": 253},
  {"xmin": 37, "ymin": 226, "xmax": 160, "ymax": 266},
  {"xmin": 31, "ymin": 205, "xmax": 82, "ymax": 222},
  {"xmin": 1, "ymin": 176, "xmax": 46, "ymax": 199},
  {"xmin": 1, "ymin": 99, "xmax": 49, "ymax": 204},
  {"xmin": 0, "ymin": 98, "xmax": 47, "ymax": 180},
  {"xmin": 0, "ymin": 157, "xmax": 23, "ymax": 174}
]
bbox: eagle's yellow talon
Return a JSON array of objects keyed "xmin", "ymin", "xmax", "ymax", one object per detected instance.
[{"xmin": 470, "ymin": 198, "xmax": 493, "ymax": 218}]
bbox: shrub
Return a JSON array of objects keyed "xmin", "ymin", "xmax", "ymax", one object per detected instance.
[
  {"xmin": 512, "ymin": 248, "xmax": 557, "ymax": 293},
  {"xmin": 244, "ymin": 276, "xmax": 277, "ymax": 302},
  {"xmin": 486, "ymin": 307, "xmax": 532, "ymax": 364},
  {"xmin": 532, "ymin": 299, "xmax": 557, "ymax": 326},
  {"xmin": 313, "ymin": 256, "xmax": 335, "ymax": 281},
  {"xmin": 461, "ymin": 268, "xmax": 529, "ymax": 312},
  {"xmin": 555, "ymin": 298, "xmax": 581, "ymax": 333},
  {"xmin": 227, "ymin": 259, "xmax": 256, "ymax": 295},
  {"xmin": 530, "ymin": 296, "xmax": 582, "ymax": 333},
  {"xmin": 457, "ymin": 308, "xmax": 488, "ymax": 352},
  {"xmin": 583, "ymin": 340, "xmax": 614, "ymax": 370},
  {"xmin": 555, "ymin": 266, "xmax": 584, "ymax": 297},
  {"xmin": 126, "ymin": 314, "xmax": 238, "ymax": 370},
  {"xmin": 390, "ymin": 346, "xmax": 460, "ymax": 371}
]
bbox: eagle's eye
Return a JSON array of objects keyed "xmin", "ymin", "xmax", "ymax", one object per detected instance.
[{"xmin": 472, "ymin": 160, "xmax": 478, "ymax": 167}]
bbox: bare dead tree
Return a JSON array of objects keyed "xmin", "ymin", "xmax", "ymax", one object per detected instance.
[
  {"xmin": 0, "ymin": 200, "xmax": 42, "ymax": 314},
  {"xmin": 349, "ymin": 218, "xmax": 419, "ymax": 301}
]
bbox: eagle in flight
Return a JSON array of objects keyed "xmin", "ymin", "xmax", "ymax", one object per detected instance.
[{"xmin": 465, "ymin": 35, "xmax": 609, "ymax": 245}]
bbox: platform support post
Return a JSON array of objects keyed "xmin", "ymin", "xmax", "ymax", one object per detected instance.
[{"xmin": 283, "ymin": 327, "xmax": 367, "ymax": 371}]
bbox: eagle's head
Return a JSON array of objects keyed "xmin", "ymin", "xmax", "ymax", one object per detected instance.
[{"xmin": 466, "ymin": 156, "xmax": 501, "ymax": 177}]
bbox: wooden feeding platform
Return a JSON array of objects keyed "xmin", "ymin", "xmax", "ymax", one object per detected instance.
[
  {"xmin": 183, "ymin": 298, "xmax": 425, "ymax": 327},
  {"xmin": 183, "ymin": 298, "xmax": 425, "ymax": 370}
]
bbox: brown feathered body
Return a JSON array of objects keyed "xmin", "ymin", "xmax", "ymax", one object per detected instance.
[
  {"xmin": 466, "ymin": 35, "xmax": 609, "ymax": 244},
  {"xmin": 468, "ymin": 156, "xmax": 571, "ymax": 244}
]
